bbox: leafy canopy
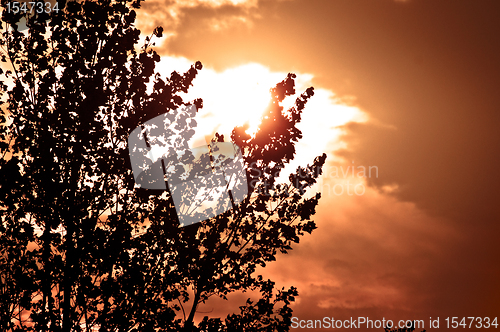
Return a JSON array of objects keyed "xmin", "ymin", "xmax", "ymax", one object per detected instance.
[{"xmin": 0, "ymin": 0, "xmax": 326, "ymax": 331}]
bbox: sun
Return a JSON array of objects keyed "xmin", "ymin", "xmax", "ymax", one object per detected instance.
[{"xmin": 181, "ymin": 62, "xmax": 287, "ymax": 146}]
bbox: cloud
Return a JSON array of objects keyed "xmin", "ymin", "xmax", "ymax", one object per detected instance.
[
  {"xmin": 262, "ymin": 175, "xmax": 459, "ymax": 303},
  {"xmin": 150, "ymin": 49, "xmax": 500, "ymax": 328},
  {"xmin": 196, "ymin": 170, "xmax": 463, "ymax": 328},
  {"xmin": 152, "ymin": 57, "xmax": 464, "ymax": 326},
  {"xmin": 146, "ymin": 0, "xmax": 500, "ymax": 318},
  {"xmin": 135, "ymin": 0, "xmax": 259, "ymax": 38},
  {"xmin": 154, "ymin": 56, "xmax": 366, "ymax": 168}
]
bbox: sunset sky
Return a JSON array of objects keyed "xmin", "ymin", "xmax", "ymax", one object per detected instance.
[{"xmin": 129, "ymin": 0, "xmax": 500, "ymax": 330}]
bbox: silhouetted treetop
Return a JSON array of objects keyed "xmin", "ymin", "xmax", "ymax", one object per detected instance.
[{"xmin": 0, "ymin": 0, "xmax": 326, "ymax": 331}]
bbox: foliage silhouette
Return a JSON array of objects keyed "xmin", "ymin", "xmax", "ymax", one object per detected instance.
[{"xmin": 0, "ymin": 0, "xmax": 326, "ymax": 331}]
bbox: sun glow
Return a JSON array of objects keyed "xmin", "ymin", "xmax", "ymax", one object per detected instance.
[{"xmin": 155, "ymin": 57, "xmax": 367, "ymax": 168}]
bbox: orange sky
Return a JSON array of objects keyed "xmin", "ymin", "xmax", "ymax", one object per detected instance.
[{"xmin": 135, "ymin": 0, "xmax": 500, "ymax": 330}]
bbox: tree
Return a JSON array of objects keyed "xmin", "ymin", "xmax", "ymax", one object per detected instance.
[{"xmin": 0, "ymin": 0, "xmax": 326, "ymax": 331}]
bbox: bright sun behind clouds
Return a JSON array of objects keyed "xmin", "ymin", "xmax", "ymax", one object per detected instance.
[{"xmin": 155, "ymin": 57, "xmax": 367, "ymax": 170}]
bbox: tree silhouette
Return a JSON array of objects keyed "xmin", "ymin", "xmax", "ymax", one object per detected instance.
[{"xmin": 0, "ymin": 0, "xmax": 325, "ymax": 331}]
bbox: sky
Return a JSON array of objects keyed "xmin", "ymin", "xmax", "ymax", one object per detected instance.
[
  {"xmin": 0, "ymin": 1, "xmax": 498, "ymax": 330},
  {"xmin": 130, "ymin": 0, "xmax": 500, "ymax": 330}
]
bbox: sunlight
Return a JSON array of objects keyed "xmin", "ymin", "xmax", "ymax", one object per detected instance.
[
  {"xmin": 156, "ymin": 59, "xmax": 287, "ymax": 145},
  {"xmin": 185, "ymin": 62, "xmax": 282, "ymax": 141},
  {"xmin": 155, "ymin": 57, "xmax": 368, "ymax": 175},
  {"xmin": 137, "ymin": 0, "xmax": 370, "ymax": 208}
]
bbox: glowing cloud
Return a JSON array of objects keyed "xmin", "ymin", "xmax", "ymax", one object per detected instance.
[{"xmin": 155, "ymin": 57, "xmax": 368, "ymax": 178}]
